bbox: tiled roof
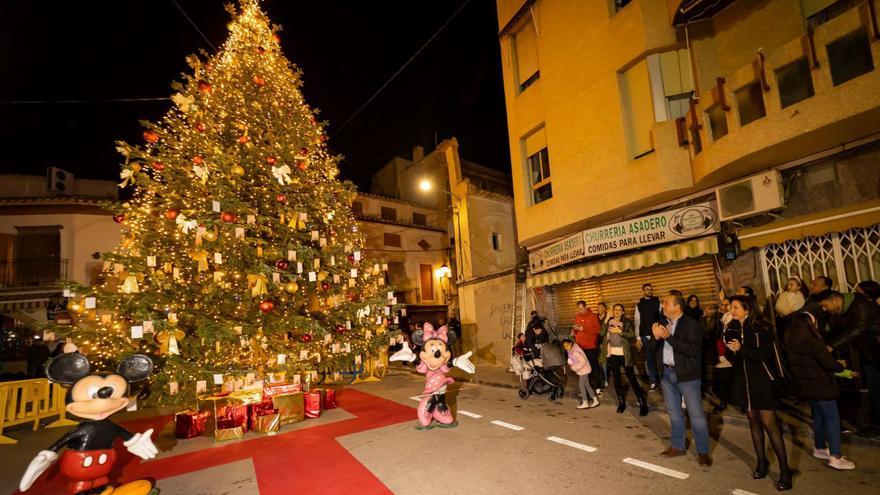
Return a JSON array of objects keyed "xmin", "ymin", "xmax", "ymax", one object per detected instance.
[
  {"xmin": 0, "ymin": 196, "xmax": 118, "ymax": 207},
  {"xmin": 356, "ymin": 214, "xmax": 446, "ymax": 233},
  {"xmin": 356, "ymin": 192, "xmax": 434, "ymax": 210}
]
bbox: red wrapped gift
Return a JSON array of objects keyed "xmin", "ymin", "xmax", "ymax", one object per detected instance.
[
  {"xmin": 263, "ymin": 381, "xmax": 302, "ymax": 398},
  {"xmin": 198, "ymin": 395, "xmax": 249, "ymax": 434},
  {"xmin": 175, "ymin": 410, "xmax": 209, "ymax": 439},
  {"xmin": 313, "ymin": 388, "xmax": 337, "ymax": 410},
  {"xmin": 248, "ymin": 398, "xmax": 276, "ymax": 431},
  {"xmin": 304, "ymin": 390, "xmax": 322, "ymax": 418}
]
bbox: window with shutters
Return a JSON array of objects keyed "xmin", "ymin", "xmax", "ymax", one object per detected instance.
[
  {"xmin": 512, "ymin": 17, "xmax": 540, "ymax": 93},
  {"xmin": 352, "ymin": 201, "xmax": 364, "ymax": 216},
  {"xmin": 705, "ymin": 104, "xmax": 728, "ymax": 142},
  {"xmin": 735, "ymin": 81, "xmax": 766, "ymax": 126},
  {"xmin": 380, "ymin": 206, "xmax": 397, "ymax": 221},
  {"xmin": 775, "ymin": 58, "xmax": 815, "ymax": 108},
  {"xmin": 383, "ymin": 233, "xmax": 402, "ymax": 248},
  {"xmin": 419, "ymin": 264, "xmax": 434, "ymax": 301},
  {"xmin": 412, "ymin": 212, "xmax": 427, "ymax": 226},
  {"xmin": 827, "ymin": 28, "xmax": 874, "ymax": 87},
  {"xmin": 522, "ymin": 126, "xmax": 552, "ymax": 205},
  {"xmin": 620, "ymin": 60, "xmax": 655, "ymax": 159}
]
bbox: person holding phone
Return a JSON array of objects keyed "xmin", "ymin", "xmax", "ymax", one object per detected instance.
[{"xmin": 600, "ymin": 304, "xmax": 648, "ymax": 415}]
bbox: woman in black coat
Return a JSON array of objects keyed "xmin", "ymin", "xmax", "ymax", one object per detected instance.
[
  {"xmin": 784, "ymin": 312, "xmax": 855, "ymax": 470},
  {"xmin": 726, "ymin": 295, "xmax": 792, "ymax": 491}
]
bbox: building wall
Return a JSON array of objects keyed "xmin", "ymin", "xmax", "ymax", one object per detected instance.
[
  {"xmin": 464, "ymin": 194, "xmax": 518, "ymax": 279},
  {"xmin": 0, "ymin": 213, "xmax": 121, "ymax": 286},
  {"xmin": 0, "ymin": 174, "xmax": 118, "ymax": 199},
  {"xmin": 458, "ymin": 273, "xmax": 517, "ymax": 366}
]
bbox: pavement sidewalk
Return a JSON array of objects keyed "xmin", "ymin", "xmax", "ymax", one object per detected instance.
[{"xmin": 392, "ymin": 363, "xmax": 880, "ymax": 448}]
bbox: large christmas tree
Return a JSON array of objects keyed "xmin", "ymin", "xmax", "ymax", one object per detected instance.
[{"xmin": 59, "ymin": 0, "xmax": 396, "ymax": 405}]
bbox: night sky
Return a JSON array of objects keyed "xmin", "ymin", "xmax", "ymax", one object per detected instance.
[{"xmin": 0, "ymin": 0, "xmax": 510, "ymax": 189}]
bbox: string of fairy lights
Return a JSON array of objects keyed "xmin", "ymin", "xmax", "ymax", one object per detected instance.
[{"xmin": 54, "ymin": 0, "xmax": 401, "ymax": 407}]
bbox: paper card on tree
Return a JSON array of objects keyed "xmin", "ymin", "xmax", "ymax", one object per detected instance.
[
  {"xmin": 277, "ymin": 354, "xmax": 287, "ymax": 365},
  {"xmin": 143, "ymin": 320, "xmax": 154, "ymax": 333},
  {"xmin": 213, "ymin": 374, "xmax": 224, "ymax": 385},
  {"xmin": 308, "ymin": 271, "xmax": 317, "ymax": 282},
  {"xmin": 331, "ymin": 343, "xmax": 339, "ymax": 354},
  {"xmin": 43, "ymin": 331, "xmax": 56, "ymax": 341},
  {"xmin": 319, "ymin": 237, "xmax": 326, "ymax": 247},
  {"xmin": 350, "ymin": 269, "xmax": 357, "ymax": 278},
  {"xmin": 311, "ymin": 231, "xmax": 319, "ymax": 241},
  {"xmin": 297, "ymin": 262, "xmax": 303, "ymax": 273},
  {"xmin": 147, "ymin": 256, "xmax": 157, "ymax": 267},
  {"xmin": 382, "ymin": 263, "xmax": 388, "ymax": 271},
  {"xmin": 212, "ymin": 201, "xmax": 221, "ymax": 212},
  {"xmin": 387, "ymin": 291, "xmax": 394, "ymax": 300},
  {"xmin": 324, "ymin": 334, "xmax": 332, "ymax": 344},
  {"xmin": 330, "ymin": 255, "xmax": 335, "ymax": 266},
  {"xmin": 355, "ymin": 355, "xmax": 362, "ymax": 365},
  {"xmin": 131, "ymin": 326, "xmax": 143, "ymax": 339},
  {"xmin": 63, "ymin": 288, "xmax": 71, "ymax": 297},
  {"xmin": 214, "ymin": 252, "xmax": 223, "ymax": 264},
  {"xmin": 173, "ymin": 267, "xmax": 180, "ymax": 279},
  {"xmin": 299, "ymin": 212, "xmax": 308, "ymax": 223},
  {"xmin": 313, "ymin": 258, "xmax": 320, "ymax": 269},
  {"xmin": 373, "ymin": 264, "xmax": 380, "ymax": 273},
  {"xmin": 349, "ymin": 279, "xmax": 356, "ymax": 287},
  {"xmin": 272, "ymin": 272, "xmax": 280, "ymax": 283},
  {"xmin": 287, "ymin": 250, "xmax": 296, "ymax": 261},
  {"xmin": 376, "ymin": 316, "xmax": 383, "ymax": 324},
  {"xmin": 234, "ymin": 325, "xmax": 243, "ymax": 335},
  {"xmin": 354, "ymin": 251, "xmax": 361, "ymax": 261},
  {"xmin": 333, "ymin": 274, "xmax": 340, "ymax": 284},
  {"xmin": 247, "ymin": 215, "xmax": 256, "ymax": 225},
  {"xmin": 196, "ymin": 380, "xmax": 207, "ymax": 394},
  {"xmin": 169, "ymin": 382, "xmax": 179, "ymax": 395},
  {"xmin": 392, "ymin": 297, "xmax": 398, "ymax": 305},
  {"xmin": 365, "ymin": 330, "xmax": 372, "ymax": 339},
  {"xmin": 344, "ymin": 343, "xmax": 351, "ymax": 353},
  {"xmin": 384, "ymin": 306, "xmax": 390, "ymax": 316},
  {"xmin": 401, "ymin": 308, "xmax": 407, "ymax": 316},
  {"xmin": 299, "ymin": 350, "xmax": 309, "ymax": 360},
  {"xmin": 378, "ymin": 277, "xmax": 385, "ymax": 286},
  {"xmin": 345, "ymin": 320, "xmax": 351, "ymax": 330},
  {"xmin": 394, "ymin": 316, "xmax": 399, "ymax": 324},
  {"xmin": 85, "ymin": 297, "xmax": 96, "ymax": 309},
  {"xmin": 235, "ymin": 227, "xmax": 245, "ymax": 238},
  {"xmin": 169, "ymin": 312, "xmax": 178, "ymax": 323},
  {"xmin": 293, "ymin": 374, "xmax": 301, "ymax": 385}
]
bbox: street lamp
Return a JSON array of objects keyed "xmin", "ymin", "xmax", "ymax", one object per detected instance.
[{"xmin": 436, "ymin": 263, "xmax": 451, "ymax": 278}]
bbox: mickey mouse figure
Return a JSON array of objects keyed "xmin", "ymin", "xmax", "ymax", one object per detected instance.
[
  {"xmin": 19, "ymin": 352, "xmax": 159, "ymax": 495},
  {"xmin": 390, "ymin": 322, "xmax": 475, "ymax": 429}
]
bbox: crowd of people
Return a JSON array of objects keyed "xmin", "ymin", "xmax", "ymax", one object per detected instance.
[{"xmin": 517, "ymin": 276, "xmax": 880, "ymax": 491}]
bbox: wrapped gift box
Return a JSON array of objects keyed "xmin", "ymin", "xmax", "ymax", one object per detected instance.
[
  {"xmin": 253, "ymin": 411, "xmax": 281, "ymax": 434},
  {"xmin": 272, "ymin": 391, "xmax": 305, "ymax": 425},
  {"xmin": 175, "ymin": 409, "xmax": 209, "ymax": 439},
  {"xmin": 313, "ymin": 388, "xmax": 337, "ymax": 410},
  {"xmin": 214, "ymin": 420, "xmax": 244, "ymax": 442},
  {"xmin": 229, "ymin": 389, "xmax": 263, "ymax": 405},
  {"xmin": 304, "ymin": 390, "xmax": 322, "ymax": 419},
  {"xmin": 263, "ymin": 381, "xmax": 302, "ymax": 398},
  {"xmin": 198, "ymin": 395, "xmax": 249, "ymax": 435}
]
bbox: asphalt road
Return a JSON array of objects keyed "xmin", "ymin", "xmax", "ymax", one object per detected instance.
[{"xmin": 340, "ymin": 372, "xmax": 880, "ymax": 495}]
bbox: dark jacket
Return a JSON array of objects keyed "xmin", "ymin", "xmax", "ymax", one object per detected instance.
[
  {"xmin": 599, "ymin": 317, "xmax": 637, "ymax": 367},
  {"xmin": 784, "ymin": 313, "xmax": 843, "ymax": 401},
  {"xmin": 636, "ymin": 296, "xmax": 662, "ymax": 337},
  {"xmin": 654, "ymin": 313, "xmax": 703, "ymax": 382},
  {"xmin": 524, "ymin": 328, "xmax": 549, "ymax": 358},
  {"xmin": 830, "ymin": 293, "xmax": 880, "ymax": 364}
]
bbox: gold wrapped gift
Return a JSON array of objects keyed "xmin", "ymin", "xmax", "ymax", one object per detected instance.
[
  {"xmin": 197, "ymin": 395, "xmax": 248, "ymax": 436},
  {"xmin": 228, "ymin": 389, "xmax": 263, "ymax": 405},
  {"xmin": 253, "ymin": 412, "xmax": 281, "ymax": 434},
  {"xmin": 272, "ymin": 391, "xmax": 305, "ymax": 425},
  {"xmin": 214, "ymin": 425, "xmax": 244, "ymax": 442}
]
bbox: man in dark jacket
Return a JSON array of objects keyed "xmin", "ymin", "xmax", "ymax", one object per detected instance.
[
  {"xmin": 820, "ymin": 290, "xmax": 880, "ymax": 438},
  {"xmin": 801, "ymin": 276, "xmax": 834, "ymax": 336},
  {"xmin": 652, "ymin": 292, "xmax": 712, "ymax": 467},
  {"xmin": 635, "ymin": 283, "xmax": 662, "ymax": 389}
]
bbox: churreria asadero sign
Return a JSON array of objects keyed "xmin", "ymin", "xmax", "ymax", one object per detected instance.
[{"xmin": 528, "ymin": 202, "xmax": 719, "ymax": 274}]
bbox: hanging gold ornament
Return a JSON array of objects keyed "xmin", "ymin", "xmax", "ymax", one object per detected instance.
[
  {"xmin": 156, "ymin": 328, "xmax": 185, "ymax": 355},
  {"xmin": 284, "ymin": 281, "xmax": 299, "ymax": 293},
  {"xmin": 120, "ymin": 275, "xmax": 140, "ymax": 294}
]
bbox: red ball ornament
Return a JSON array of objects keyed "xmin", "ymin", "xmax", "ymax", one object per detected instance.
[
  {"xmin": 164, "ymin": 208, "xmax": 180, "ymax": 220},
  {"xmin": 151, "ymin": 161, "xmax": 165, "ymax": 171},
  {"xmin": 197, "ymin": 80, "xmax": 212, "ymax": 93},
  {"xmin": 195, "ymin": 122, "xmax": 206, "ymax": 132},
  {"xmin": 321, "ymin": 281, "xmax": 330, "ymax": 291},
  {"xmin": 266, "ymin": 156, "xmax": 277, "ymax": 165},
  {"xmin": 143, "ymin": 130, "xmax": 159, "ymax": 143},
  {"xmin": 299, "ymin": 147, "xmax": 310, "ymax": 156},
  {"xmin": 257, "ymin": 46, "xmax": 266, "ymax": 54},
  {"xmin": 319, "ymin": 134, "xmax": 327, "ymax": 143},
  {"xmin": 275, "ymin": 259, "xmax": 289, "ymax": 270},
  {"xmin": 253, "ymin": 75, "xmax": 266, "ymax": 86},
  {"xmin": 221, "ymin": 212, "xmax": 237, "ymax": 223},
  {"xmin": 301, "ymin": 333, "xmax": 313, "ymax": 343},
  {"xmin": 275, "ymin": 193, "xmax": 287, "ymax": 203},
  {"xmin": 334, "ymin": 324, "xmax": 345, "ymax": 334},
  {"xmin": 112, "ymin": 214, "xmax": 125, "ymax": 224},
  {"xmin": 347, "ymin": 253, "xmax": 355, "ymax": 263},
  {"xmin": 237, "ymin": 135, "xmax": 249, "ymax": 144},
  {"xmin": 272, "ymin": 33, "xmax": 281, "ymax": 43},
  {"xmin": 259, "ymin": 300, "xmax": 275, "ymax": 313},
  {"xmin": 296, "ymin": 160, "xmax": 307, "ymax": 171},
  {"xmin": 192, "ymin": 155, "xmax": 204, "ymax": 165}
]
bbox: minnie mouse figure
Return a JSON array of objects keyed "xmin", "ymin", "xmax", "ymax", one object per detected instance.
[
  {"xmin": 390, "ymin": 322, "xmax": 475, "ymax": 429},
  {"xmin": 19, "ymin": 352, "xmax": 159, "ymax": 495}
]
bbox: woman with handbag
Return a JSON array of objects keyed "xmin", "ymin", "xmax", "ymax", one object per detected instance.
[{"xmin": 726, "ymin": 295, "xmax": 793, "ymax": 491}]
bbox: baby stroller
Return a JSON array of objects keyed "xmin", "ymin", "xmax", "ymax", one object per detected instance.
[{"xmin": 516, "ymin": 341, "xmax": 566, "ymax": 401}]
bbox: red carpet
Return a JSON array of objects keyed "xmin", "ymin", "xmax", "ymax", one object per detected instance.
[{"xmin": 20, "ymin": 389, "xmax": 415, "ymax": 494}]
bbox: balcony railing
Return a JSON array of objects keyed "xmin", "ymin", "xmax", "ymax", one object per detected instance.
[{"xmin": 0, "ymin": 257, "xmax": 69, "ymax": 288}]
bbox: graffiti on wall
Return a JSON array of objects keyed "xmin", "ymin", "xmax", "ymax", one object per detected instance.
[{"xmin": 491, "ymin": 302, "xmax": 514, "ymax": 340}]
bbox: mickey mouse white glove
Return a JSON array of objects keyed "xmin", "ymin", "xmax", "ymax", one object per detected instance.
[
  {"xmin": 124, "ymin": 428, "xmax": 158, "ymax": 460},
  {"xmin": 453, "ymin": 351, "xmax": 475, "ymax": 374},
  {"xmin": 20, "ymin": 450, "xmax": 58, "ymax": 491},
  {"xmin": 389, "ymin": 341, "xmax": 416, "ymax": 363}
]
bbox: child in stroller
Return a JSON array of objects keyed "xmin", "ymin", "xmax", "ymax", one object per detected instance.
[{"xmin": 514, "ymin": 324, "xmax": 566, "ymax": 400}]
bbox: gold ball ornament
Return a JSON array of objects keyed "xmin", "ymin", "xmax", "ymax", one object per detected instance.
[
  {"xmin": 231, "ymin": 165, "xmax": 245, "ymax": 177},
  {"xmin": 203, "ymin": 230, "xmax": 218, "ymax": 242},
  {"xmin": 284, "ymin": 281, "xmax": 299, "ymax": 293}
]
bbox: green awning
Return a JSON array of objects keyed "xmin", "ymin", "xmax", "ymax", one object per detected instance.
[{"xmin": 526, "ymin": 236, "xmax": 718, "ymax": 288}]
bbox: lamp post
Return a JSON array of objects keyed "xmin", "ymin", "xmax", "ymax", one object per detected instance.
[{"xmin": 418, "ymin": 179, "xmax": 465, "ymax": 284}]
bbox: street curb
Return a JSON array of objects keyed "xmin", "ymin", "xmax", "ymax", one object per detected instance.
[{"xmin": 390, "ymin": 367, "xmax": 880, "ymax": 448}]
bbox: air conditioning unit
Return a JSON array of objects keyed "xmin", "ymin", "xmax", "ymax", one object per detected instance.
[
  {"xmin": 47, "ymin": 167, "xmax": 74, "ymax": 195},
  {"xmin": 715, "ymin": 170, "xmax": 783, "ymax": 221}
]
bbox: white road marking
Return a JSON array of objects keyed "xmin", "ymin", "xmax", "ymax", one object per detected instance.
[
  {"xmin": 457, "ymin": 410, "xmax": 482, "ymax": 418},
  {"xmin": 490, "ymin": 420, "xmax": 524, "ymax": 431},
  {"xmin": 622, "ymin": 458, "xmax": 689, "ymax": 480},
  {"xmin": 546, "ymin": 436, "xmax": 597, "ymax": 452},
  {"xmin": 731, "ymin": 490, "xmax": 758, "ymax": 495}
]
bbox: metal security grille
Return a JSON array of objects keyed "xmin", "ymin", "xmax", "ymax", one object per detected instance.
[{"xmin": 760, "ymin": 223, "xmax": 880, "ymax": 296}]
